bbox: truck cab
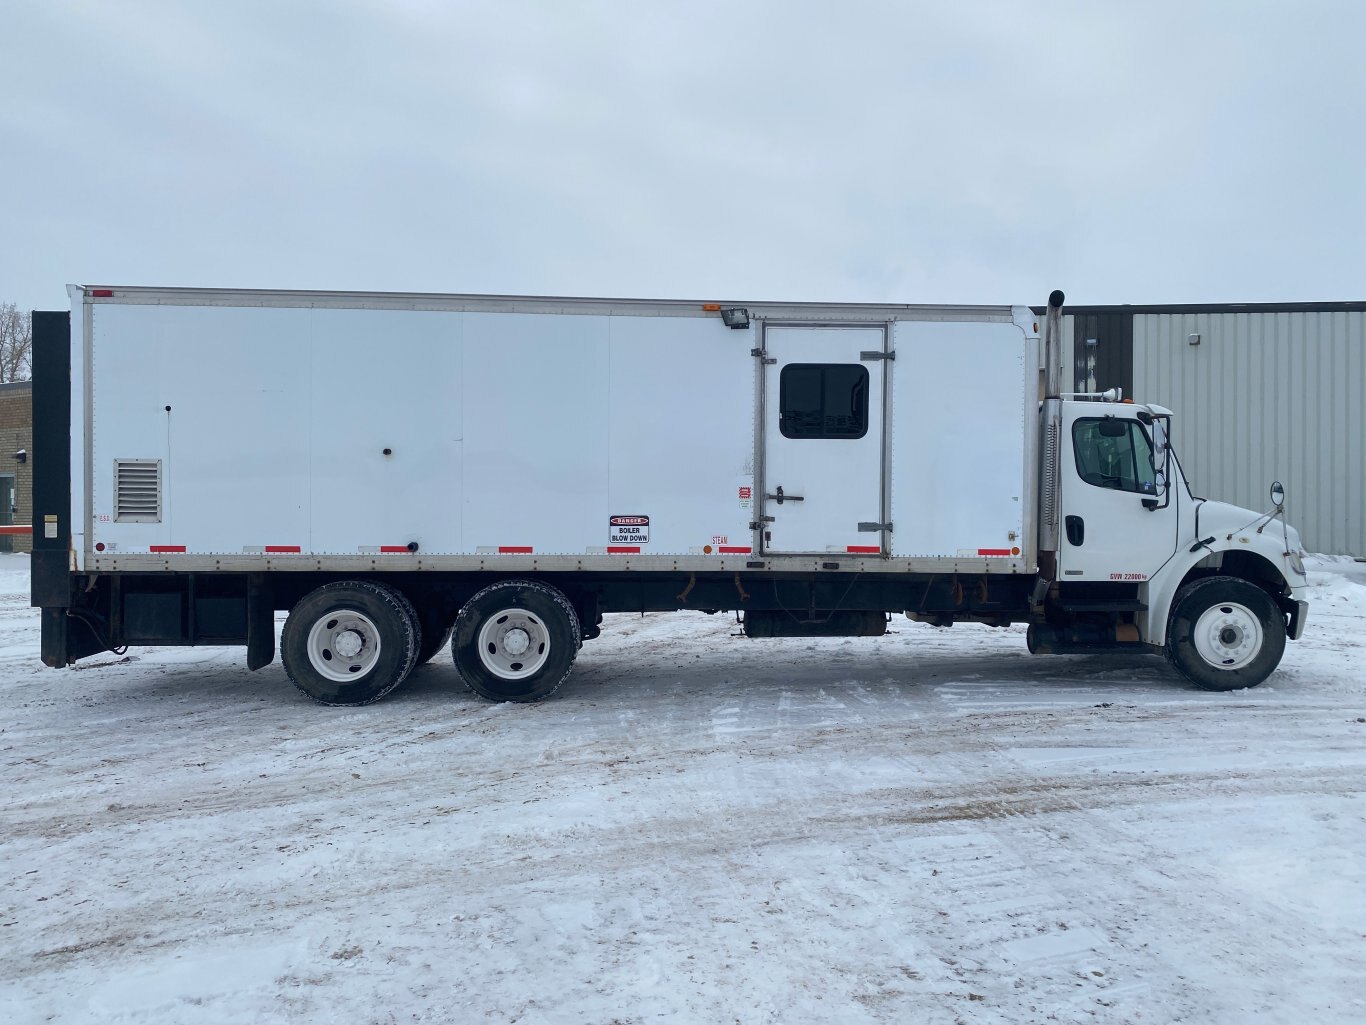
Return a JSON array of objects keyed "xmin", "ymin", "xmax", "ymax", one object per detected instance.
[{"xmin": 1043, "ymin": 394, "xmax": 1310, "ymax": 689}]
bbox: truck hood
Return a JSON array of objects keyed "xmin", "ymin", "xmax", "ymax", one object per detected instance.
[
  {"xmin": 1196, "ymin": 500, "xmax": 1308, "ymax": 585},
  {"xmin": 1197, "ymin": 499, "xmax": 1268, "ymax": 538}
]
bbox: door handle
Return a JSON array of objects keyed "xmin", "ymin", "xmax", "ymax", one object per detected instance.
[
  {"xmin": 1065, "ymin": 515, "xmax": 1084, "ymax": 547},
  {"xmin": 765, "ymin": 485, "xmax": 804, "ymax": 504}
]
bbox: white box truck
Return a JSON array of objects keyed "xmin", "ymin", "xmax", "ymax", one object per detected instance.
[{"xmin": 29, "ymin": 286, "xmax": 1309, "ymax": 704}]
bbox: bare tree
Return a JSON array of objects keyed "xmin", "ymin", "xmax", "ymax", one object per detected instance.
[{"xmin": 0, "ymin": 302, "xmax": 32, "ymax": 383}]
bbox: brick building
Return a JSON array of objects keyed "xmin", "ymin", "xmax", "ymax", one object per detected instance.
[{"xmin": 0, "ymin": 381, "xmax": 33, "ymax": 553}]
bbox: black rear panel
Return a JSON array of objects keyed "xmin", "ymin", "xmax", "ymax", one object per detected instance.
[
  {"xmin": 30, "ymin": 310, "xmax": 71, "ymax": 610},
  {"xmin": 30, "ymin": 310, "xmax": 88, "ymax": 666}
]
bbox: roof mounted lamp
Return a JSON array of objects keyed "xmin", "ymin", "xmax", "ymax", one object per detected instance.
[{"xmin": 720, "ymin": 307, "xmax": 750, "ymax": 329}]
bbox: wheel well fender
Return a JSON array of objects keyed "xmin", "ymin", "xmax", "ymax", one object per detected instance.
[{"xmin": 1145, "ymin": 547, "xmax": 1290, "ymax": 643}]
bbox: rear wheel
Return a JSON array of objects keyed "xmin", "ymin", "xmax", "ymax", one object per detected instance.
[
  {"xmin": 1165, "ymin": 576, "xmax": 1286, "ymax": 691},
  {"xmin": 452, "ymin": 579, "xmax": 580, "ymax": 702},
  {"xmin": 281, "ymin": 581, "xmax": 419, "ymax": 705}
]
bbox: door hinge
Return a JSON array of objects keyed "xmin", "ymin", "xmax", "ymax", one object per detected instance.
[
  {"xmin": 750, "ymin": 348, "xmax": 776, "ymax": 365},
  {"xmin": 860, "ymin": 350, "xmax": 895, "ymax": 361},
  {"xmin": 858, "ymin": 521, "xmax": 892, "ymax": 532}
]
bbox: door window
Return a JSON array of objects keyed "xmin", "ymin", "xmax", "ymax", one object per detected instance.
[
  {"xmin": 1072, "ymin": 418, "xmax": 1158, "ymax": 494},
  {"xmin": 778, "ymin": 363, "xmax": 869, "ymax": 439}
]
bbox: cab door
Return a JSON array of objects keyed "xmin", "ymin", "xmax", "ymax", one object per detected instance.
[
  {"xmin": 760, "ymin": 325, "xmax": 887, "ymax": 555},
  {"xmin": 1057, "ymin": 409, "xmax": 1178, "ymax": 581}
]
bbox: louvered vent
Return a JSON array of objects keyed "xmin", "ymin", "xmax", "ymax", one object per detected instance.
[{"xmin": 114, "ymin": 459, "xmax": 162, "ymax": 522}]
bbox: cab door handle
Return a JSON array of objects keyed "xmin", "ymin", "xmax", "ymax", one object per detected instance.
[{"xmin": 1065, "ymin": 515, "xmax": 1084, "ymax": 546}]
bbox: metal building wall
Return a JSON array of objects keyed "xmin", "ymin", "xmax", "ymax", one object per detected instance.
[
  {"xmin": 1055, "ymin": 314, "xmax": 1132, "ymax": 399},
  {"xmin": 1131, "ymin": 310, "xmax": 1366, "ymax": 556},
  {"xmin": 1068, "ymin": 312, "xmax": 1133, "ymax": 397}
]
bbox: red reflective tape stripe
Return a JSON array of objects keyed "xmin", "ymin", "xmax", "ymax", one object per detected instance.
[
  {"xmin": 497, "ymin": 546, "xmax": 533, "ymax": 554},
  {"xmin": 0, "ymin": 525, "xmax": 32, "ymax": 535},
  {"xmin": 978, "ymin": 548, "xmax": 1012, "ymax": 556},
  {"xmin": 264, "ymin": 545, "xmax": 301, "ymax": 553},
  {"xmin": 90, "ymin": 289, "xmax": 113, "ymax": 297},
  {"xmin": 718, "ymin": 546, "xmax": 751, "ymax": 554},
  {"xmin": 150, "ymin": 545, "xmax": 186, "ymax": 553},
  {"xmin": 379, "ymin": 545, "xmax": 409, "ymax": 553},
  {"xmin": 607, "ymin": 546, "xmax": 640, "ymax": 554},
  {"xmin": 846, "ymin": 545, "xmax": 880, "ymax": 554}
]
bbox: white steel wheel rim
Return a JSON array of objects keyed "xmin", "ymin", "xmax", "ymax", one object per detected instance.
[
  {"xmin": 306, "ymin": 609, "xmax": 383, "ymax": 682},
  {"xmin": 476, "ymin": 607, "xmax": 550, "ymax": 681},
  {"xmin": 1193, "ymin": 601, "xmax": 1263, "ymax": 670}
]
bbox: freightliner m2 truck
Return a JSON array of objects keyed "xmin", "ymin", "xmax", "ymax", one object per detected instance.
[{"xmin": 29, "ymin": 286, "xmax": 1309, "ymax": 704}]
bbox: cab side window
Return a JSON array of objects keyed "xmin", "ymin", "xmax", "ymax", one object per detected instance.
[{"xmin": 1072, "ymin": 418, "xmax": 1157, "ymax": 494}]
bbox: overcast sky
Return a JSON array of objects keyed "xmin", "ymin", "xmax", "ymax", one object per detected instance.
[{"xmin": 3, "ymin": 1, "xmax": 1363, "ymax": 313}]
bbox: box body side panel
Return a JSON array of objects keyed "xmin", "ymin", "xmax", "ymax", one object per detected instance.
[
  {"xmin": 308, "ymin": 308, "xmax": 465, "ymax": 552},
  {"xmin": 86, "ymin": 302, "xmax": 757, "ymax": 558},
  {"xmin": 890, "ymin": 320, "xmax": 1033, "ymax": 563},
  {"xmin": 460, "ymin": 312, "xmax": 609, "ymax": 553},
  {"xmin": 607, "ymin": 316, "xmax": 755, "ymax": 554},
  {"xmin": 89, "ymin": 304, "xmax": 313, "ymax": 553}
]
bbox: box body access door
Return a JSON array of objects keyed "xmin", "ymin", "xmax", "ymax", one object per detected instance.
[{"xmin": 761, "ymin": 325, "xmax": 888, "ymax": 555}]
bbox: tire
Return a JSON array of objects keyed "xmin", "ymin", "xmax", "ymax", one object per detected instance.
[
  {"xmin": 451, "ymin": 579, "xmax": 580, "ymax": 703},
  {"xmin": 1165, "ymin": 576, "xmax": 1286, "ymax": 691},
  {"xmin": 390, "ymin": 586, "xmax": 424, "ymax": 660},
  {"xmin": 396, "ymin": 590, "xmax": 465, "ymax": 668},
  {"xmin": 416, "ymin": 624, "xmax": 454, "ymax": 666},
  {"xmin": 281, "ymin": 581, "xmax": 420, "ymax": 706}
]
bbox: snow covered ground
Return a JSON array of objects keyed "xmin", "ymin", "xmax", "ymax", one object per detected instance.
[{"xmin": 2, "ymin": 555, "xmax": 1364, "ymax": 1025}]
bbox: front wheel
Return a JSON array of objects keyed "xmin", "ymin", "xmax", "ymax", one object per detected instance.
[
  {"xmin": 451, "ymin": 580, "xmax": 580, "ymax": 702},
  {"xmin": 1165, "ymin": 576, "xmax": 1286, "ymax": 691},
  {"xmin": 281, "ymin": 581, "xmax": 419, "ymax": 705}
]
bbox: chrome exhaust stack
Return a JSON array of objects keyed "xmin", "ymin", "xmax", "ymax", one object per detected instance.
[
  {"xmin": 1043, "ymin": 288, "xmax": 1065, "ymax": 401},
  {"xmin": 1034, "ymin": 289, "xmax": 1065, "ymax": 607}
]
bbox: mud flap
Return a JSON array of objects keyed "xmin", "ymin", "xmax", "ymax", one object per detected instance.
[
  {"xmin": 1287, "ymin": 599, "xmax": 1309, "ymax": 641},
  {"xmin": 246, "ymin": 575, "xmax": 275, "ymax": 671},
  {"xmin": 41, "ymin": 607, "xmax": 106, "ymax": 667}
]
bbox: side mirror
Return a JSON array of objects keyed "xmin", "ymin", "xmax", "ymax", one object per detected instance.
[{"xmin": 1270, "ymin": 481, "xmax": 1285, "ymax": 508}]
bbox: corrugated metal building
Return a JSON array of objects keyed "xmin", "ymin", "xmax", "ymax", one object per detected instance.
[{"xmin": 1056, "ymin": 302, "xmax": 1366, "ymax": 556}]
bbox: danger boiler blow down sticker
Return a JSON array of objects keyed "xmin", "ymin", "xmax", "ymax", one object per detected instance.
[{"xmin": 609, "ymin": 515, "xmax": 649, "ymax": 546}]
